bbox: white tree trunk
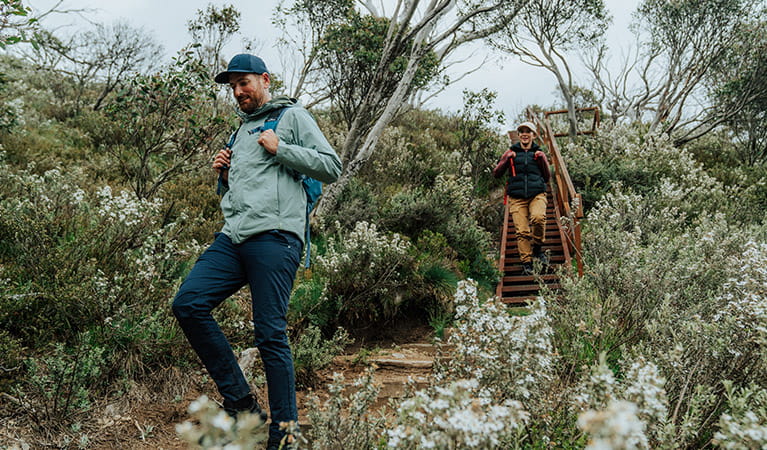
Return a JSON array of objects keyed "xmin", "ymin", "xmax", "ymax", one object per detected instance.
[{"xmin": 316, "ymin": 44, "xmax": 425, "ymax": 217}]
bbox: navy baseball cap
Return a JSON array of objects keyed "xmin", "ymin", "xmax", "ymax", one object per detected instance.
[{"xmin": 214, "ymin": 54, "xmax": 269, "ymax": 84}]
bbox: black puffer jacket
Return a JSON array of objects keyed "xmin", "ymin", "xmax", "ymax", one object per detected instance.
[{"xmin": 492, "ymin": 142, "xmax": 550, "ymax": 199}]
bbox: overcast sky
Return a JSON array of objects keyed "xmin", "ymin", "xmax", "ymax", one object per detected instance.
[{"xmin": 28, "ymin": 0, "xmax": 639, "ymax": 128}]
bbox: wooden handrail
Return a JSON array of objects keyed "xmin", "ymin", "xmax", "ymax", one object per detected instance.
[
  {"xmin": 544, "ymin": 107, "xmax": 601, "ymax": 137},
  {"xmin": 496, "ymin": 201, "xmax": 511, "ymax": 299}
]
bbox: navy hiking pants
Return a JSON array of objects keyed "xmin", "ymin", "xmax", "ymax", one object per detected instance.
[{"xmin": 172, "ymin": 230, "xmax": 302, "ymax": 438}]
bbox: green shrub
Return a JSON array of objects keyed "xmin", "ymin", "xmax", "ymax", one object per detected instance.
[
  {"xmin": 381, "ymin": 183, "xmax": 458, "ymax": 236},
  {"xmin": 0, "ymin": 157, "xmax": 202, "ymax": 401},
  {"xmin": 21, "ymin": 338, "xmax": 106, "ymax": 424},
  {"xmin": 320, "ymin": 177, "xmax": 381, "ymax": 232},
  {"xmin": 0, "ymin": 71, "xmax": 20, "ymax": 132},
  {"xmin": 363, "ymin": 121, "xmax": 449, "ymax": 188},
  {"xmin": 381, "ymin": 175, "xmax": 497, "ymax": 288},
  {"xmin": 289, "ymin": 273, "xmax": 336, "ymax": 331},
  {"xmin": 411, "ymin": 231, "xmax": 460, "ymax": 312},
  {"xmin": 89, "ymin": 309, "xmax": 186, "ymax": 381},
  {"xmin": 292, "ymin": 325, "xmax": 351, "ymax": 388},
  {"xmin": 0, "ymin": 328, "xmax": 23, "ymax": 392}
]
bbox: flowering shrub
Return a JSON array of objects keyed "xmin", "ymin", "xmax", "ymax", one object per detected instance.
[
  {"xmin": 315, "ymin": 221, "xmax": 416, "ymax": 324},
  {"xmin": 713, "ymin": 381, "xmax": 767, "ymax": 449},
  {"xmin": 0, "ymin": 155, "xmax": 209, "ymax": 432},
  {"xmin": 306, "ymin": 368, "xmax": 387, "ymax": 450},
  {"xmin": 437, "ymin": 280, "xmax": 556, "ymax": 415},
  {"xmin": 94, "ymin": 185, "xmax": 163, "ymax": 226},
  {"xmin": 176, "ymin": 395, "xmax": 270, "ymax": 449},
  {"xmin": 574, "ymin": 355, "xmax": 671, "ymax": 447},
  {"xmin": 566, "ymin": 125, "xmax": 728, "ymax": 217},
  {"xmin": 714, "ymin": 241, "xmax": 767, "ymax": 349},
  {"xmin": 577, "ymin": 400, "xmax": 649, "ymax": 450},
  {"xmin": 554, "ymin": 124, "xmax": 767, "ymax": 447},
  {"xmin": 388, "ymin": 378, "xmax": 529, "ymax": 449},
  {"xmin": 0, "ymin": 162, "xmax": 198, "ymax": 344}
]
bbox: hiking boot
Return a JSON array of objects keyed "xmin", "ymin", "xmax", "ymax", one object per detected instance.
[
  {"xmin": 536, "ymin": 252, "xmax": 550, "ymax": 266},
  {"xmin": 223, "ymin": 393, "xmax": 268, "ymax": 422},
  {"xmin": 532, "ymin": 244, "xmax": 549, "ymax": 266},
  {"xmin": 522, "ymin": 262, "xmax": 534, "ymax": 276},
  {"xmin": 267, "ymin": 436, "xmax": 295, "ymax": 450}
]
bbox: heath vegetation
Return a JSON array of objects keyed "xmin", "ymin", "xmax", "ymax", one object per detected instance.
[{"xmin": 1, "ymin": 0, "xmax": 766, "ymax": 448}]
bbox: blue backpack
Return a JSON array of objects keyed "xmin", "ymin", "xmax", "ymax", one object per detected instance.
[{"xmin": 218, "ymin": 106, "xmax": 323, "ymax": 268}]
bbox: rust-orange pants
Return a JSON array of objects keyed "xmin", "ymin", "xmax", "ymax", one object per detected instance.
[{"xmin": 508, "ymin": 192, "xmax": 547, "ymax": 263}]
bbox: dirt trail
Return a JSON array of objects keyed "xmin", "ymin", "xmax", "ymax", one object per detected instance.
[{"xmin": 74, "ymin": 326, "xmax": 442, "ymax": 449}]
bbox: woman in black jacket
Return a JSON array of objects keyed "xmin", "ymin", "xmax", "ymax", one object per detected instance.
[{"xmin": 493, "ymin": 122, "xmax": 551, "ymax": 275}]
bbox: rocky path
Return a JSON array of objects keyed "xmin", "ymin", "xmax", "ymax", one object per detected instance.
[
  {"xmin": 297, "ymin": 339, "xmax": 443, "ymax": 433},
  {"xmin": 83, "ymin": 330, "xmax": 445, "ymax": 449}
]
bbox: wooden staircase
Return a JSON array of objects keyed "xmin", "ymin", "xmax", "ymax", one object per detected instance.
[
  {"xmin": 496, "ymin": 189, "xmax": 564, "ymax": 304},
  {"xmin": 496, "ymin": 109, "xmax": 588, "ymax": 305}
]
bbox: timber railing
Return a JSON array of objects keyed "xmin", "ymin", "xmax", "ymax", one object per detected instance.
[
  {"xmin": 527, "ymin": 107, "xmax": 584, "ymax": 276},
  {"xmin": 544, "ymin": 106, "xmax": 601, "ymax": 137}
]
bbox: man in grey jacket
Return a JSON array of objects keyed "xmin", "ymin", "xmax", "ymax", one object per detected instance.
[{"xmin": 172, "ymin": 54, "xmax": 342, "ymax": 449}]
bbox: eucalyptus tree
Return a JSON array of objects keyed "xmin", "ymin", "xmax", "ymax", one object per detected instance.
[
  {"xmin": 675, "ymin": 12, "xmax": 767, "ymax": 158},
  {"xmin": 315, "ymin": 11, "xmax": 440, "ymax": 160},
  {"xmin": 456, "ymin": 88, "xmax": 505, "ymax": 192},
  {"xmin": 26, "ymin": 21, "xmax": 163, "ymax": 112},
  {"xmin": 488, "ymin": 0, "xmax": 610, "ymax": 139},
  {"xmin": 710, "ymin": 17, "xmax": 767, "ymax": 164},
  {"xmin": 272, "ymin": 0, "xmax": 355, "ymax": 105},
  {"xmin": 1, "ymin": 0, "xmax": 35, "ymax": 48},
  {"xmin": 639, "ymin": 0, "xmax": 759, "ymax": 135},
  {"xmin": 285, "ymin": 0, "xmax": 530, "ymax": 217},
  {"xmin": 186, "ymin": 4, "xmax": 240, "ymax": 81},
  {"xmin": 589, "ymin": 0, "xmax": 762, "ymax": 139},
  {"xmin": 100, "ymin": 51, "xmax": 227, "ymax": 199}
]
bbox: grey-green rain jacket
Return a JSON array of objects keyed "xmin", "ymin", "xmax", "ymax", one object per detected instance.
[{"xmin": 220, "ymin": 96, "xmax": 342, "ymax": 244}]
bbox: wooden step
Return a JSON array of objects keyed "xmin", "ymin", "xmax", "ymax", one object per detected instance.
[
  {"xmin": 501, "ymin": 296, "xmax": 539, "ymax": 305},
  {"xmin": 504, "ymin": 239, "xmax": 563, "ymax": 249},
  {"xmin": 501, "ymin": 274, "xmax": 559, "ymax": 283},
  {"xmin": 500, "ymin": 283, "xmax": 561, "ymax": 293},
  {"xmin": 503, "ymin": 253, "xmax": 566, "ymax": 262},
  {"xmin": 505, "ymin": 231, "xmax": 561, "ymax": 239}
]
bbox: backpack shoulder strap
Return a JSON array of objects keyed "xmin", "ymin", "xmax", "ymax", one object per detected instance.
[
  {"xmin": 258, "ymin": 105, "xmax": 291, "ymax": 132},
  {"xmin": 217, "ymin": 124, "xmax": 242, "ymax": 196}
]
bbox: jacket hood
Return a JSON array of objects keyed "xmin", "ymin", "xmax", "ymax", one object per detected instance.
[{"xmin": 236, "ymin": 95, "xmax": 298, "ymax": 122}]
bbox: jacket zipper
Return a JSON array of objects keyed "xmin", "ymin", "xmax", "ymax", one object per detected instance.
[{"xmin": 523, "ymin": 150, "xmax": 529, "ymax": 198}]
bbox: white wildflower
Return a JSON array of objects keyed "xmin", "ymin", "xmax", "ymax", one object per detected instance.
[
  {"xmin": 578, "ymin": 400, "xmax": 649, "ymax": 450},
  {"xmin": 211, "ymin": 411, "xmax": 234, "ymax": 431},
  {"xmin": 188, "ymin": 395, "xmax": 209, "ymax": 414}
]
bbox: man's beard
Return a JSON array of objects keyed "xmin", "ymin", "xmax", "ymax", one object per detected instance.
[{"xmin": 237, "ymin": 94, "xmax": 259, "ymax": 113}]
